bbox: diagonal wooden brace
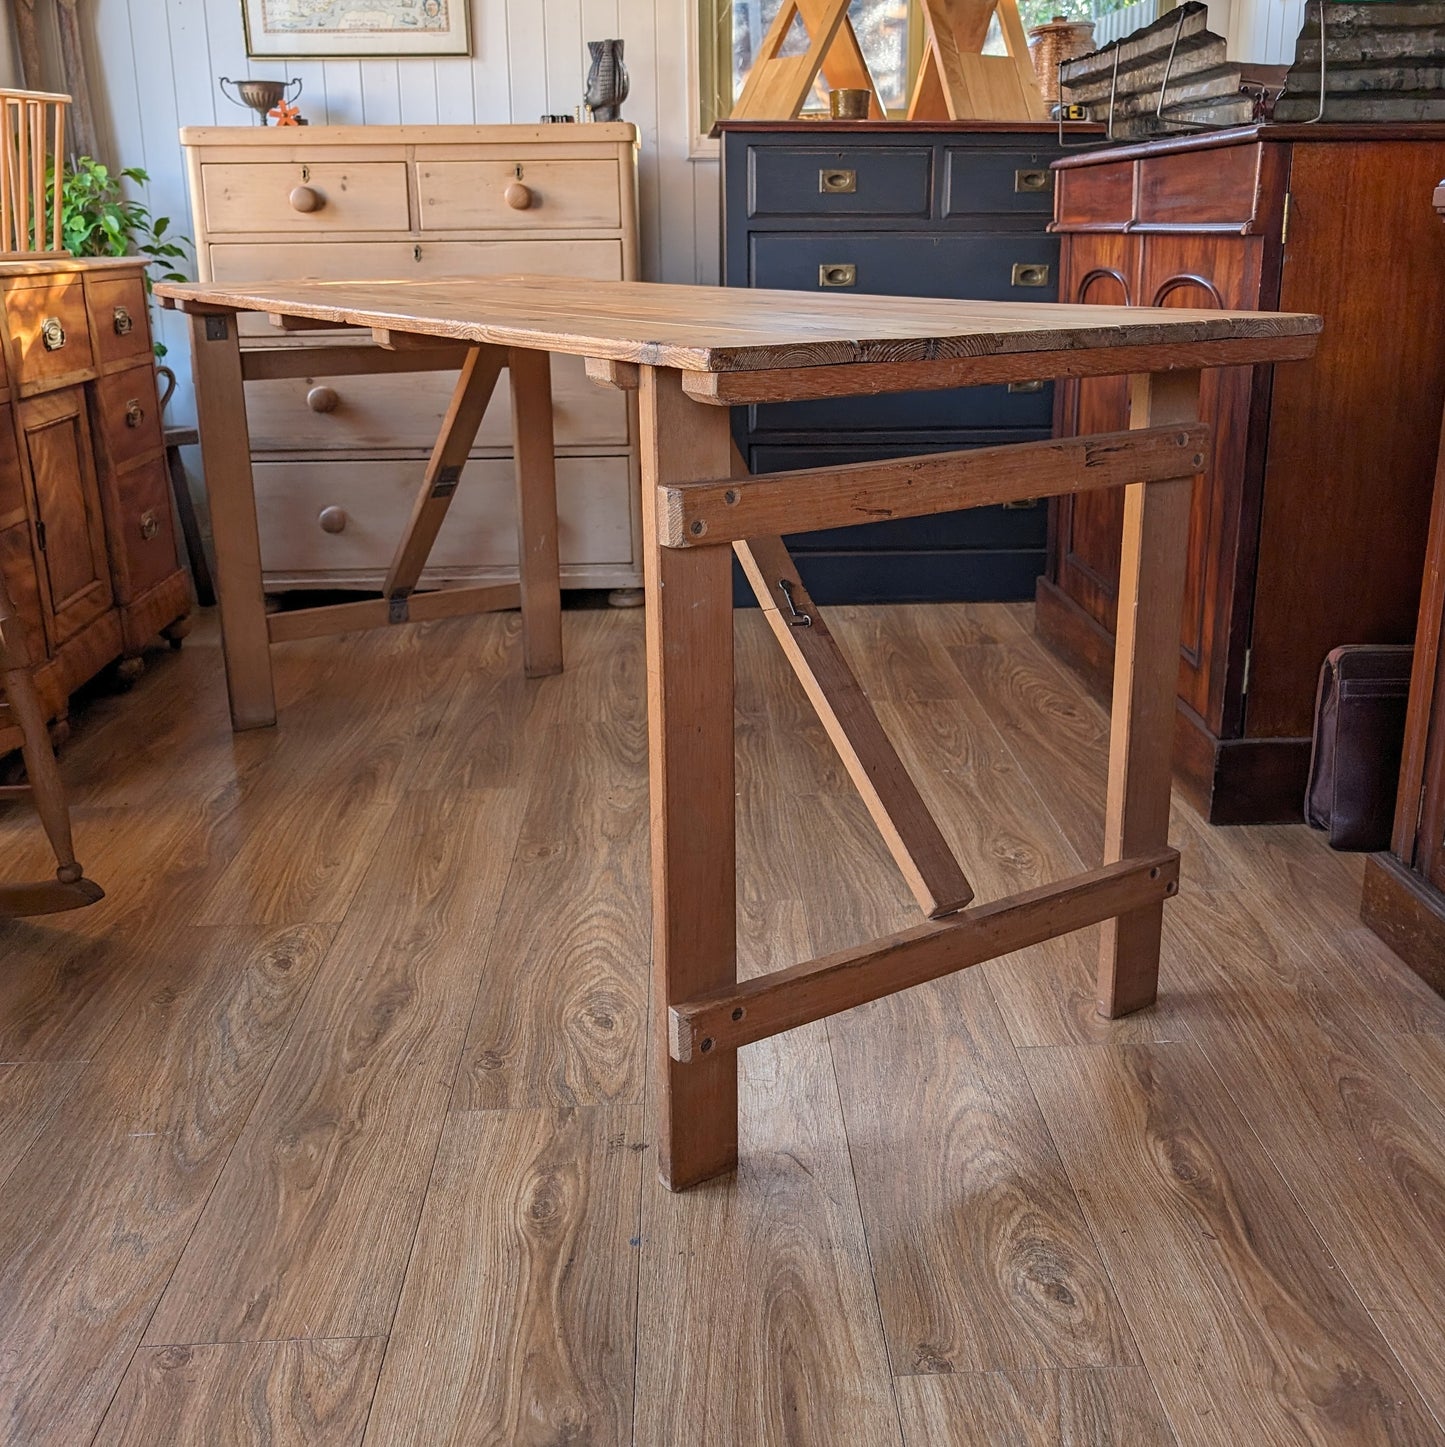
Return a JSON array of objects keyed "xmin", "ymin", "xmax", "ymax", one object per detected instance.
[
  {"xmin": 669, "ymin": 848, "xmax": 1179, "ymax": 1061},
  {"xmin": 382, "ymin": 343, "xmax": 508, "ymax": 600},
  {"xmin": 735, "ymin": 534, "xmax": 974, "ymax": 918}
]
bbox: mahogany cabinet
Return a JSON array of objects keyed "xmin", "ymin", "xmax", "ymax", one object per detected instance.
[
  {"xmin": 0, "ymin": 258, "xmax": 191, "ymax": 742},
  {"xmin": 1041, "ymin": 125, "xmax": 1445, "ymax": 823},
  {"xmin": 1361, "ymin": 178, "xmax": 1445, "ymax": 997}
]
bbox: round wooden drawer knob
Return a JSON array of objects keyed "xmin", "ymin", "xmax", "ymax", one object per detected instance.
[
  {"xmin": 504, "ymin": 181, "xmax": 534, "ymax": 211},
  {"xmin": 289, "ymin": 184, "xmax": 324, "ymax": 213},
  {"xmin": 306, "ymin": 385, "xmax": 340, "ymax": 413},
  {"xmin": 318, "ymin": 506, "xmax": 348, "ymax": 534}
]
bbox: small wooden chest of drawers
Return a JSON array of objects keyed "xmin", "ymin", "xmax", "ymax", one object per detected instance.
[
  {"xmin": 0, "ymin": 257, "xmax": 191, "ymax": 735},
  {"xmin": 180, "ymin": 124, "xmax": 641, "ymax": 595}
]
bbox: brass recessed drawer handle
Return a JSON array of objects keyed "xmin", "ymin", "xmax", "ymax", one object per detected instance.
[
  {"xmin": 40, "ymin": 317, "xmax": 66, "ymax": 350},
  {"xmin": 819, "ymin": 168, "xmax": 857, "ymax": 194},
  {"xmin": 139, "ymin": 509, "xmax": 161, "ymax": 541},
  {"xmin": 819, "ymin": 263, "xmax": 857, "ymax": 288},
  {"xmin": 1015, "ymin": 168, "xmax": 1051, "ymax": 193},
  {"xmin": 1008, "ymin": 380, "xmax": 1045, "ymax": 394},
  {"xmin": 124, "ymin": 399, "xmax": 145, "ymax": 428},
  {"xmin": 307, "ymin": 385, "xmax": 340, "ymax": 413},
  {"xmin": 113, "ymin": 306, "xmax": 134, "ymax": 336},
  {"xmin": 318, "ymin": 506, "xmax": 348, "ymax": 534},
  {"xmin": 289, "ymin": 184, "xmax": 324, "ymax": 212},
  {"xmin": 1011, "ymin": 263, "xmax": 1051, "ymax": 288}
]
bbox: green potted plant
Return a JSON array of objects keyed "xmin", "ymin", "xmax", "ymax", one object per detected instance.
[{"xmin": 47, "ymin": 157, "xmax": 190, "ymax": 381}]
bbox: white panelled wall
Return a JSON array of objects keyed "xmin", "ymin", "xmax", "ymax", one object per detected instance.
[{"xmin": 72, "ymin": 0, "xmax": 720, "ymax": 430}]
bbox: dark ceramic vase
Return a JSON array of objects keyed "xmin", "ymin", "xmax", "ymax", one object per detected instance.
[{"xmin": 584, "ymin": 39, "xmax": 629, "ymax": 121}]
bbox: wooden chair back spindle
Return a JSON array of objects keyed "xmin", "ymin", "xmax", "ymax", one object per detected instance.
[{"xmin": 0, "ymin": 89, "xmax": 70, "ymax": 258}]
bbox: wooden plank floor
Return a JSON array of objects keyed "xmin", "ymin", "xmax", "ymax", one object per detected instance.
[{"xmin": 3, "ymin": 602, "xmax": 1445, "ymax": 1446}]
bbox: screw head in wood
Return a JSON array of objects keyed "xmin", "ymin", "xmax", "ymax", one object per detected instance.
[
  {"xmin": 1192, "ymin": 454, "xmax": 1205, "ymax": 469},
  {"xmin": 1166, "ymin": 880, "xmax": 1178, "ymax": 895},
  {"xmin": 1149, "ymin": 866, "xmax": 1160, "ymax": 879},
  {"xmin": 731, "ymin": 1007, "xmax": 744, "ymax": 1021},
  {"xmin": 689, "ymin": 519, "xmax": 707, "ymax": 537},
  {"xmin": 724, "ymin": 489, "xmax": 740, "ymax": 506},
  {"xmin": 1176, "ymin": 431, "xmax": 1189, "ymax": 445},
  {"xmin": 700, "ymin": 1037, "xmax": 714, "ymax": 1053}
]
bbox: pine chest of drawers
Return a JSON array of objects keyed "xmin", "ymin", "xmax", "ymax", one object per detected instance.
[
  {"xmin": 180, "ymin": 124, "xmax": 641, "ymax": 595},
  {"xmin": 718, "ymin": 120, "xmax": 1075, "ymax": 603},
  {"xmin": 0, "ymin": 257, "xmax": 191, "ymax": 739}
]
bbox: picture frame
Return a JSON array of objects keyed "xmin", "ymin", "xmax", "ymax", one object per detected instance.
[{"xmin": 242, "ymin": 0, "xmax": 471, "ymax": 59}]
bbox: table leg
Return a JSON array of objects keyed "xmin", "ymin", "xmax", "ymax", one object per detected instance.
[
  {"xmin": 187, "ymin": 310, "xmax": 274, "ymax": 731},
  {"xmin": 1098, "ymin": 369, "xmax": 1201, "ymax": 1017},
  {"xmin": 640, "ymin": 366, "xmax": 738, "ymax": 1191},
  {"xmin": 509, "ymin": 347, "xmax": 563, "ymax": 678}
]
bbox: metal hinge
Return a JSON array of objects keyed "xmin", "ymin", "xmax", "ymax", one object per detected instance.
[
  {"xmin": 33, "ymin": 519, "xmax": 46, "ymax": 552},
  {"xmin": 1241, "ymin": 647, "xmax": 1252, "ymax": 696},
  {"xmin": 1281, "ymin": 192, "xmax": 1291, "ymax": 246}
]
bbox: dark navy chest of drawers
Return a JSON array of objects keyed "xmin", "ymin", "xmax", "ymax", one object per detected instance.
[{"xmin": 719, "ymin": 121, "xmax": 1074, "ymax": 603}]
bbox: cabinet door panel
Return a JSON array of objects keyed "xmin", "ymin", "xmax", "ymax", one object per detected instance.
[
  {"xmin": 1051, "ymin": 230, "xmax": 1261, "ymax": 733},
  {"xmin": 18, "ymin": 389, "xmax": 112, "ymax": 644},
  {"xmin": 1140, "ymin": 233, "xmax": 1262, "ymax": 729},
  {"xmin": 1052, "ymin": 234, "xmax": 1132, "ymax": 632}
]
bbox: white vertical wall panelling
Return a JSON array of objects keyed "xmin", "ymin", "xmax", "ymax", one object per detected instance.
[
  {"xmin": 545, "ymin": 0, "xmax": 585, "ymax": 116},
  {"xmin": 618, "ymin": 0, "xmax": 663, "ymax": 282},
  {"xmin": 470, "ymin": 0, "xmax": 512, "ymax": 122},
  {"xmin": 398, "ymin": 60, "xmax": 442, "ymax": 124},
  {"xmin": 505, "ymin": 0, "xmax": 550, "ymax": 122}
]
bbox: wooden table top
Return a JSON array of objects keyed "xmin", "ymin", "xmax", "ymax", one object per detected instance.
[{"xmin": 157, "ymin": 276, "xmax": 1320, "ymax": 381}]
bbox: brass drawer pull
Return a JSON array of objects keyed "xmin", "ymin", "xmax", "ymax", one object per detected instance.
[
  {"xmin": 1011, "ymin": 263, "xmax": 1051, "ymax": 288},
  {"xmin": 124, "ymin": 399, "xmax": 145, "ymax": 428},
  {"xmin": 139, "ymin": 509, "xmax": 161, "ymax": 541},
  {"xmin": 113, "ymin": 306, "xmax": 134, "ymax": 336},
  {"xmin": 819, "ymin": 263, "xmax": 856, "ymax": 288},
  {"xmin": 1015, "ymin": 168, "xmax": 1051, "ymax": 193},
  {"xmin": 819, "ymin": 168, "xmax": 857, "ymax": 194},
  {"xmin": 306, "ymin": 385, "xmax": 340, "ymax": 413},
  {"xmin": 318, "ymin": 506, "xmax": 348, "ymax": 534},
  {"xmin": 40, "ymin": 317, "xmax": 66, "ymax": 351},
  {"xmin": 289, "ymin": 184, "xmax": 324, "ymax": 213},
  {"xmin": 1007, "ymin": 380, "xmax": 1045, "ymax": 394}
]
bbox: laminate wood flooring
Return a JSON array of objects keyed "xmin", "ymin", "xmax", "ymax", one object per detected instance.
[{"xmin": 3, "ymin": 603, "xmax": 1444, "ymax": 1445}]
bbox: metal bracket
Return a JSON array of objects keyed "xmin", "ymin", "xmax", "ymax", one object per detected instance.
[
  {"xmin": 430, "ymin": 464, "xmax": 462, "ymax": 499},
  {"xmin": 204, "ymin": 315, "xmax": 230, "ymax": 341},
  {"xmin": 777, "ymin": 577, "xmax": 812, "ymax": 628}
]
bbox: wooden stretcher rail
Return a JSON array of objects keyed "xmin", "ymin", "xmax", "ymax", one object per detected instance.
[
  {"xmin": 668, "ymin": 848, "xmax": 1180, "ymax": 1061},
  {"xmin": 265, "ymin": 582, "xmax": 521, "ymax": 643},
  {"xmin": 658, "ymin": 425, "xmax": 1210, "ymax": 547}
]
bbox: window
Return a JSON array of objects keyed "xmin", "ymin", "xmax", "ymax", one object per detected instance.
[{"xmin": 697, "ymin": 0, "xmax": 1156, "ymax": 136}]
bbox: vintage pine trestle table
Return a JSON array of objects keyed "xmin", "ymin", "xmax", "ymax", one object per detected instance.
[{"xmin": 157, "ymin": 275, "xmax": 1320, "ymax": 1192}]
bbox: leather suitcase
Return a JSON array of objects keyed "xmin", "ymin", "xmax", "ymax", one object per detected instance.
[{"xmin": 1305, "ymin": 644, "xmax": 1414, "ymax": 851}]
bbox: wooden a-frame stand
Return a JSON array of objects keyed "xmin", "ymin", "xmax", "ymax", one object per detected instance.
[
  {"xmin": 731, "ymin": 0, "xmax": 887, "ymax": 121},
  {"xmin": 907, "ymin": 0, "xmax": 1048, "ymax": 122}
]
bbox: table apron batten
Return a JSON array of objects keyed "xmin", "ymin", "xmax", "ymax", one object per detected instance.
[{"xmin": 669, "ymin": 849, "xmax": 1181, "ymax": 1061}]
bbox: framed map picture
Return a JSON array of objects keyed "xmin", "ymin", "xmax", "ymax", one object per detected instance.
[{"xmin": 242, "ymin": 0, "xmax": 471, "ymax": 57}]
